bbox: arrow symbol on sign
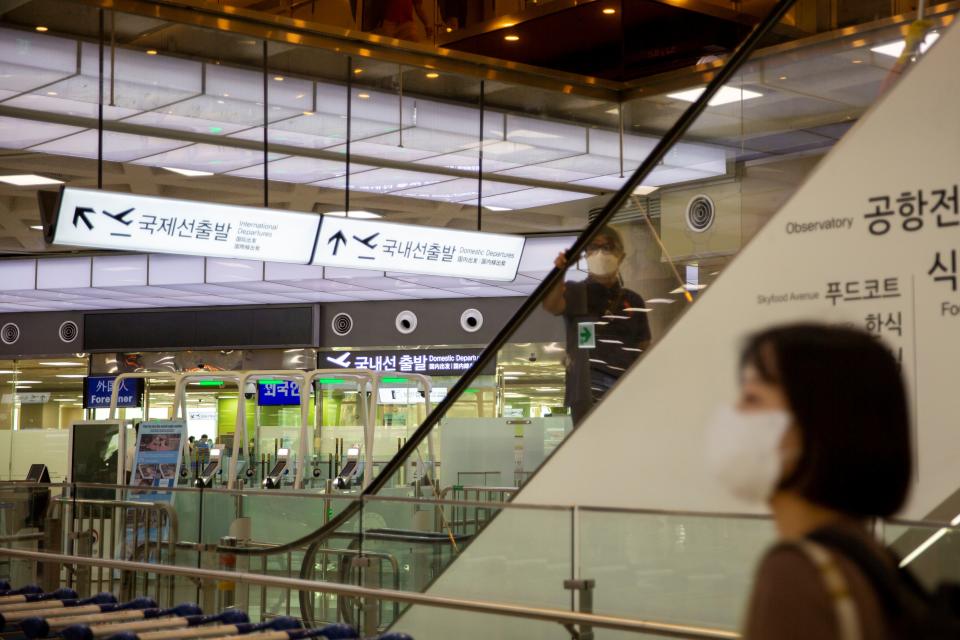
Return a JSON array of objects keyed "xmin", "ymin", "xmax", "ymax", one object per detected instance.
[
  {"xmin": 73, "ymin": 206, "xmax": 96, "ymax": 230},
  {"xmin": 328, "ymin": 230, "xmax": 347, "ymax": 255},
  {"xmin": 579, "ymin": 325, "xmax": 593, "ymax": 343}
]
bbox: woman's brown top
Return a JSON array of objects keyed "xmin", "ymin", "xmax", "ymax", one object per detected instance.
[{"xmin": 743, "ymin": 524, "xmax": 895, "ymax": 640}]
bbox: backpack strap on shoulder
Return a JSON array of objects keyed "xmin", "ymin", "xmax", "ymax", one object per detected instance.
[{"xmin": 790, "ymin": 539, "xmax": 864, "ymax": 640}]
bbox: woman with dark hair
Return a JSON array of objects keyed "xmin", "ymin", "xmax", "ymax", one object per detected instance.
[{"xmin": 706, "ymin": 323, "xmax": 915, "ymax": 639}]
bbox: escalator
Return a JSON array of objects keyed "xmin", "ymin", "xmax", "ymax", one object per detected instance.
[
  {"xmin": 0, "ymin": 0, "xmax": 952, "ymax": 633},
  {"xmin": 176, "ymin": 0, "xmax": 960, "ymax": 634},
  {"xmin": 270, "ymin": 3, "xmax": 952, "ymax": 628}
]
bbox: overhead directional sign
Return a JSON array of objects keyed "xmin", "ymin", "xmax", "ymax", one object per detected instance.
[
  {"xmin": 312, "ymin": 216, "xmax": 525, "ymax": 281},
  {"xmin": 48, "ymin": 188, "xmax": 525, "ymax": 281},
  {"xmin": 52, "ymin": 188, "xmax": 320, "ymax": 264}
]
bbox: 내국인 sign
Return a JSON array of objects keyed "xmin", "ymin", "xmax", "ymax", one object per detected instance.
[{"xmin": 49, "ymin": 188, "xmax": 525, "ymax": 281}]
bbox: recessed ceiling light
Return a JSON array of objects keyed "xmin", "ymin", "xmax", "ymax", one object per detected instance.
[
  {"xmin": 29, "ymin": 225, "xmax": 43, "ymax": 231},
  {"xmin": 324, "ymin": 210, "xmax": 382, "ymax": 219},
  {"xmin": 46, "ymin": 91, "xmax": 58, "ymax": 96},
  {"xmin": 504, "ymin": 34, "xmax": 520, "ymax": 42},
  {"xmin": 146, "ymin": 49, "xmax": 158, "ymax": 55},
  {"xmin": 9, "ymin": 380, "xmax": 41, "ymax": 384},
  {"xmin": 357, "ymin": 93, "xmax": 370, "ymax": 100},
  {"xmin": 605, "ymin": 107, "xmax": 619, "ymax": 115},
  {"xmin": 54, "ymin": 398, "xmax": 76, "ymax": 402},
  {"xmin": 425, "ymin": 72, "xmax": 440, "ymax": 79},
  {"xmin": 40, "ymin": 361, "xmax": 84, "ymax": 366},
  {"xmin": 666, "ymin": 86, "xmax": 763, "ymax": 106},
  {"xmin": 602, "ymin": 7, "xmax": 616, "ymax": 14},
  {"xmin": 302, "ymin": 111, "xmax": 315, "ymax": 116},
  {"xmin": 354, "ymin": 68, "xmax": 363, "ymax": 74},
  {"xmin": 0, "ymin": 174, "xmax": 64, "ymax": 186},
  {"xmin": 35, "ymin": 25, "xmax": 48, "ymax": 32},
  {"xmin": 871, "ymin": 32, "xmax": 938, "ymax": 58},
  {"xmin": 56, "ymin": 374, "xmax": 87, "ymax": 379},
  {"xmin": 851, "ymin": 59, "xmax": 863, "ymax": 64},
  {"xmin": 646, "ymin": 298, "xmax": 676, "ymax": 305},
  {"xmin": 274, "ymin": 75, "xmax": 284, "ymax": 81},
  {"xmin": 446, "ymin": 27, "xmax": 452, "ymax": 32},
  {"xmin": 163, "ymin": 167, "xmax": 214, "ymax": 177},
  {"xmin": 484, "ymin": 205, "xmax": 512, "ymax": 211},
  {"xmin": 0, "ymin": 370, "xmax": 19, "ymax": 375},
  {"xmin": 778, "ymin": 75, "xmax": 788, "ymax": 80}
]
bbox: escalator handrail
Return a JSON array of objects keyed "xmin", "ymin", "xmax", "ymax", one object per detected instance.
[{"xmin": 294, "ymin": 0, "xmax": 801, "ymax": 623}]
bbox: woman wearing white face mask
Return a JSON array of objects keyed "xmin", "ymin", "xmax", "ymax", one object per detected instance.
[
  {"xmin": 543, "ymin": 226, "xmax": 651, "ymax": 424},
  {"xmin": 708, "ymin": 324, "xmax": 919, "ymax": 640}
]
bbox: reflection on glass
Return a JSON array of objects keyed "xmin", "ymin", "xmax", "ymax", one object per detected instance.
[{"xmin": 544, "ymin": 226, "xmax": 652, "ymax": 422}]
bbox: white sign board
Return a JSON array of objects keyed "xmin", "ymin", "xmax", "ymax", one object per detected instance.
[
  {"xmin": 53, "ymin": 188, "xmax": 320, "ymax": 264},
  {"xmin": 50, "ymin": 189, "xmax": 526, "ymax": 281},
  {"xmin": 378, "ymin": 387, "xmax": 448, "ymax": 405},
  {"xmin": 9, "ymin": 392, "xmax": 51, "ymax": 404},
  {"xmin": 311, "ymin": 216, "xmax": 525, "ymax": 281}
]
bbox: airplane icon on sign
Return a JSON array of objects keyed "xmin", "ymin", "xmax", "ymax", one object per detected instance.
[{"xmin": 326, "ymin": 352, "xmax": 352, "ymax": 368}]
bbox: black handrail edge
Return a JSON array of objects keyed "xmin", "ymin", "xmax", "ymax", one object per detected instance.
[
  {"xmin": 292, "ymin": 0, "xmax": 798, "ymax": 619},
  {"xmin": 184, "ymin": 0, "xmax": 802, "ymax": 569}
]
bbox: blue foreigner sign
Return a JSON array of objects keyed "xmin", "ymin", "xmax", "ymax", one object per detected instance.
[
  {"xmin": 257, "ymin": 380, "xmax": 301, "ymax": 407},
  {"xmin": 83, "ymin": 375, "xmax": 144, "ymax": 409}
]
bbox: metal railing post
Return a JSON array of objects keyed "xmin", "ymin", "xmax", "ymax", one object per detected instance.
[{"xmin": 564, "ymin": 579, "xmax": 596, "ymax": 640}]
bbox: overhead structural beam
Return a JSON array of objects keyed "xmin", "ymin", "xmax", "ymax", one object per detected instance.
[{"xmin": 0, "ymin": 104, "xmax": 614, "ymax": 197}]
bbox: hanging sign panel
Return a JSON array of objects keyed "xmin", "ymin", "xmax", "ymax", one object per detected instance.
[
  {"xmin": 310, "ymin": 216, "xmax": 526, "ymax": 281},
  {"xmin": 51, "ymin": 188, "xmax": 322, "ymax": 264},
  {"xmin": 319, "ymin": 348, "xmax": 485, "ymax": 375},
  {"xmin": 83, "ymin": 375, "xmax": 144, "ymax": 409},
  {"xmin": 48, "ymin": 188, "xmax": 526, "ymax": 281}
]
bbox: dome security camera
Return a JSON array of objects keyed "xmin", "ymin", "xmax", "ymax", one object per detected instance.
[
  {"xmin": 396, "ymin": 310, "xmax": 418, "ymax": 335},
  {"xmin": 244, "ymin": 381, "xmax": 257, "ymax": 400},
  {"xmin": 460, "ymin": 308, "xmax": 483, "ymax": 333}
]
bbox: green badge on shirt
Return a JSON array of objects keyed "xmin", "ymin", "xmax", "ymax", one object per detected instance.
[{"xmin": 577, "ymin": 322, "xmax": 596, "ymax": 349}]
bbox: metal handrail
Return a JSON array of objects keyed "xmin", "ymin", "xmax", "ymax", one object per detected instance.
[
  {"xmin": 3, "ymin": 482, "xmax": 955, "ymax": 531},
  {"xmin": 0, "ymin": 547, "xmax": 738, "ymax": 639}
]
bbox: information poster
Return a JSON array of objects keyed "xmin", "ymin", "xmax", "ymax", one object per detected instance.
[{"xmin": 129, "ymin": 420, "xmax": 185, "ymax": 503}]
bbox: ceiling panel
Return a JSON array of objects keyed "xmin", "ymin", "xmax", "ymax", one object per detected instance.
[
  {"xmin": 133, "ymin": 144, "xmax": 287, "ymax": 173},
  {"xmin": 313, "ymin": 167, "xmax": 452, "ymax": 193},
  {"xmin": 31, "ymin": 130, "xmax": 189, "ymax": 162},
  {"xmin": 0, "ymin": 27, "xmax": 76, "ymax": 95},
  {"xmin": 0, "ymin": 116, "xmax": 84, "ymax": 149}
]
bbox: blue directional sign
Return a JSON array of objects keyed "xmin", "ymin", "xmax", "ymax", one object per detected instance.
[
  {"xmin": 257, "ymin": 380, "xmax": 301, "ymax": 407},
  {"xmin": 83, "ymin": 376, "xmax": 144, "ymax": 409}
]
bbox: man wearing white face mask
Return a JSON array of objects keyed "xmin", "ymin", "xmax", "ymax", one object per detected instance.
[{"xmin": 543, "ymin": 226, "xmax": 651, "ymax": 424}]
